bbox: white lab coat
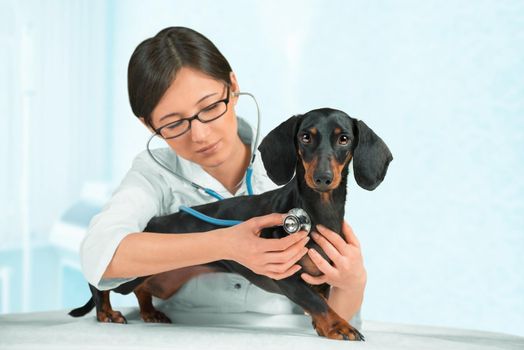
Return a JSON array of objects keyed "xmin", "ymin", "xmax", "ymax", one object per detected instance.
[{"xmin": 79, "ymin": 117, "xmax": 361, "ymax": 328}]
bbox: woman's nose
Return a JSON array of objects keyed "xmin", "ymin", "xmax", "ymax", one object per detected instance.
[{"xmin": 190, "ymin": 119, "xmax": 211, "ymax": 142}]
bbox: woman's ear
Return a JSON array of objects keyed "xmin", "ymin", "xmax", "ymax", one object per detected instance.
[
  {"xmin": 352, "ymin": 120, "xmax": 393, "ymax": 191},
  {"xmin": 229, "ymin": 71, "xmax": 240, "ymax": 105},
  {"xmin": 258, "ymin": 115, "xmax": 303, "ymax": 185}
]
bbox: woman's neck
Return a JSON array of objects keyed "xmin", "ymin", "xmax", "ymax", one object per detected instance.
[{"xmin": 203, "ymin": 137, "xmax": 251, "ymax": 195}]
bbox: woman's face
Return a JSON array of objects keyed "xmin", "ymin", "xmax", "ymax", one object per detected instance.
[{"xmin": 143, "ymin": 67, "xmax": 240, "ymax": 170}]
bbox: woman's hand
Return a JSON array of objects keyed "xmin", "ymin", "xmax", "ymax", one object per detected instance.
[
  {"xmin": 221, "ymin": 213, "xmax": 310, "ymax": 280},
  {"xmin": 300, "ymin": 221, "xmax": 366, "ymax": 291}
]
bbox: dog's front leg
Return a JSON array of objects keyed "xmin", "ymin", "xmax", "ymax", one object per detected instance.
[{"xmin": 275, "ymin": 277, "xmax": 364, "ymax": 341}]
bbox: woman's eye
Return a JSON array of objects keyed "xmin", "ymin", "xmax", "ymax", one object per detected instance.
[
  {"xmin": 338, "ymin": 135, "xmax": 350, "ymax": 145},
  {"xmin": 166, "ymin": 120, "xmax": 184, "ymax": 129},
  {"xmin": 202, "ymin": 103, "xmax": 219, "ymax": 112},
  {"xmin": 300, "ymin": 133, "xmax": 311, "ymax": 144}
]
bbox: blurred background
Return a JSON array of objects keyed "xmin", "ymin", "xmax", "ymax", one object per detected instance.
[{"xmin": 0, "ymin": 0, "xmax": 523, "ymax": 337}]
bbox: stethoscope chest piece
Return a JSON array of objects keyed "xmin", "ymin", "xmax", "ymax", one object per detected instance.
[{"xmin": 283, "ymin": 208, "xmax": 312, "ymax": 235}]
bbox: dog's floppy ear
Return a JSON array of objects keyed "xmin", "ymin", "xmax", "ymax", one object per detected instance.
[
  {"xmin": 353, "ymin": 120, "xmax": 393, "ymax": 190},
  {"xmin": 258, "ymin": 115, "xmax": 302, "ymax": 185}
]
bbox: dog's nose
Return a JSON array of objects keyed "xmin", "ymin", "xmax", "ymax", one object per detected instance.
[{"xmin": 314, "ymin": 172, "xmax": 333, "ymax": 187}]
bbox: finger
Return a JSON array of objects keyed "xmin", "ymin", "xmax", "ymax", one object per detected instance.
[
  {"xmin": 342, "ymin": 221, "xmax": 361, "ymax": 248},
  {"xmin": 308, "ymin": 248, "xmax": 337, "ymax": 276},
  {"xmin": 300, "ymin": 272, "xmax": 328, "ymax": 285},
  {"xmin": 310, "ymin": 231, "xmax": 344, "ymax": 266},
  {"xmin": 268, "ymin": 264, "xmax": 302, "ymax": 280},
  {"xmin": 252, "ymin": 212, "xmax": 287, "ymax": 232},
  {"xmin": 265, "ymin": 245, "xmax": 308, "ymax": 272},
  {"xmin": 263, "ymin": 230, "xmax": 309, "ymax": 252},
  {"xmin": 264, "ymin": 237, "xmax": 309, "ymax": 264},
  {"xmin": 316, "ymin": 224, "xmax": 348, "ymax": 253}
]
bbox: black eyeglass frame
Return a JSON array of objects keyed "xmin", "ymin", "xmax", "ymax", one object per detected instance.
[{"xmin": 155, "ymin": 85, "xmax": 231, "ymax": 140}]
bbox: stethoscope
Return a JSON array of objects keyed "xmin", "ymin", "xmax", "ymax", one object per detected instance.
[
  {"xmin": 146, "ymin": 91, "xmax": 311, "ymax": 235},
  {"xmin": 146, "ymin": 91, "xmax": 260, "ymax": 201}
]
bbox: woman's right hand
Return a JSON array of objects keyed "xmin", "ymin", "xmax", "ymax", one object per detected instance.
[{"xmin": 220, "ymin": 213, "xmax": 310, "ymax": 280}]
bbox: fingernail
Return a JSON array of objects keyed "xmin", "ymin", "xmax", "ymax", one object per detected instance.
[
  {"xmin": 316, "ymin": 224, "xmax": 324, "ymax": 231},
  {"xmin": 311, "ymin": 232, "xmax": 319, "ymax": 239}
]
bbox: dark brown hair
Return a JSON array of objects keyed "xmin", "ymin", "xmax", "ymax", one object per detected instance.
[{"xmin": 128, "ymin": 26, "xmax": 233, "ymax": 129}]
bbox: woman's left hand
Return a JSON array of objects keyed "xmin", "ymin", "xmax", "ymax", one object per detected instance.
[{"xmin": 300, "ymin": 221, "xmax": 367, "ymax": 291}]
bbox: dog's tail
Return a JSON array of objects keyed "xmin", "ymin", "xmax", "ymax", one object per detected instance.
[{"xmin": 68, "ymin": 297, "xmax": 95, "ymax": 317}]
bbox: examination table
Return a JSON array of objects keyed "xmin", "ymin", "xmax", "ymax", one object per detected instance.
[{"xmin": 1, "ymin": 307, "xmax": 522, "ymax": 350}]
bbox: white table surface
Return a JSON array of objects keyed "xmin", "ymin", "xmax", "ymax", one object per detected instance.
[{"xmin": 0, "ymin": 308, "xmax": 522, "ymax": 350}]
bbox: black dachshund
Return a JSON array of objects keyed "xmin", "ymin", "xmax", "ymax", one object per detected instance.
[{"xmin": 70, "ymin": 108, "xmax": 392, "ymax": 341}]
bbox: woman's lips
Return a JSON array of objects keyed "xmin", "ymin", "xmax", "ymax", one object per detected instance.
[{"xmin": 196, "ymin": 140, "xmax": 221, "ymax": 155}]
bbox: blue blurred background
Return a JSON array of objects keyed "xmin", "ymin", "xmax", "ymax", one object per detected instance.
[{"xmin": 0, "ymin": 0, "xmax": 523, "ymax": 337}]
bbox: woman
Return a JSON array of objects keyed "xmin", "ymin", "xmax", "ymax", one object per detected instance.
[{"xmin": 79, "ymin": 26, "xmax": 366, "ymax": 328}]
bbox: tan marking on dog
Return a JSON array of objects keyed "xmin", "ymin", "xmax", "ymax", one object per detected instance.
[
  {"xmin": 302, "ymin": 153, "xmax": 352, "ymax": 194},
  {"xmin": 327, "ymin": 153, "xmax": 353, "ymax": 191},
  {"xmin": 142, "ymin": 265, "xmax": 218, "ymax": 300},
  {"xmin": 298, "ymin": 254, "xmax": 323, "ymax": 276},
  {"xmin": 301, "ymin": 155, "xmax": 320, "ymax": 190},
  {"xmin": 320, "ymin": 192, "xmax": 332, "ymax": 204}
]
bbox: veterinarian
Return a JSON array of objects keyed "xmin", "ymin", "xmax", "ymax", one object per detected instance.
[{"xmin": 79, "ymin": 26, "xmax": 366, "ymax": 328}]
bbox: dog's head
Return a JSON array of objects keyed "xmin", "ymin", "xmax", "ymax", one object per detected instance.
[{"xmin": 258, "ymin": 108, "xmax": 393, "ymax": 192}]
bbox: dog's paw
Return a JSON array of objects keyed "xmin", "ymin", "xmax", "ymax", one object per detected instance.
[
  {"xmin": 96, "ymin": 310, "xmax": 127, "ymax": 324},
  {"xmin": 140, "ymin": 310, "xmax": 172, "ymax": 324},
  {"xmin": 339, "ymin": 325, "xmax": 365, "ymax": 341},
  {"xmin": 311, "ymin": 311, "xmax": 365, "ymax": 341},
  {"xmin": 313, "ymin": 319, "xmax": 364, "ymax": 341}
]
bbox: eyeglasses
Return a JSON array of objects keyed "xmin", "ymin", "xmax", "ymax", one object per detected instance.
[{"xmin": 155, "ymin": 86, "xmax": 230, "ymax": 139}]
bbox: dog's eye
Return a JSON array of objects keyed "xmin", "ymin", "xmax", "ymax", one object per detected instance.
[
  {"xmin": 300, "ymin": 133, "xmax": 311, "ymax": 144},
  {"xmin": 338, "ymin": 135, "xmax": 350, "ymax": 145}
]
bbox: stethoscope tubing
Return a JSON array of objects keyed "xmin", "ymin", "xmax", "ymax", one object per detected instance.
[
  {"xmin": 146, "ymin": 90, "xmax": 260, "ymax": 209},
  {"xmin": 145, "ymin": 92, "xmax": 310, "ymax": 232}
]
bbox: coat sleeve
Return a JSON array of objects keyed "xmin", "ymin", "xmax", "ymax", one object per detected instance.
[{"xmin": 79, "ymin": 153, "xmax": 170, "ymax": 290}]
